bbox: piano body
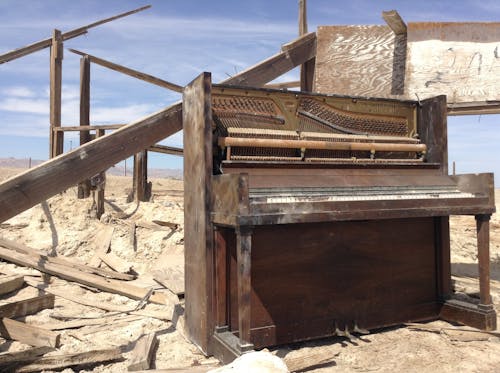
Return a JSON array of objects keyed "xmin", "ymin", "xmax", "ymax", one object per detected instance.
[{"xmin": 183, "ymin": 73, "xmax": 496, "ymax": 362}]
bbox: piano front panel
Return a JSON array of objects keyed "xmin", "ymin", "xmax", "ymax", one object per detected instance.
[{"xmin": 225, "ymin": 218, "xmax": 440, "ymax": 348}]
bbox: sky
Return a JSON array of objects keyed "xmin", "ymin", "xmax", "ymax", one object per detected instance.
[{"xmin": 0, "ymin": 0, "xmax": 499, "ymax": 177}]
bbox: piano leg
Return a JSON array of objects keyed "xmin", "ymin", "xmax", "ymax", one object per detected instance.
[
  {"xmin": 236, "ymin": 226, "xmax": 254, "ymax": 351},
  {"xmin": 440, "ymin": 214, "xmax": 496, "ymax": 330},
  {"xmin": 476, "ymin": 214, "xmax": 494, "ymax": 311}
]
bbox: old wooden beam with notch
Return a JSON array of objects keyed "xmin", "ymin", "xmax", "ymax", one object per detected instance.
[{"xmin": 0, "ymin": 318, "xmax": 61, "ymax": 348}]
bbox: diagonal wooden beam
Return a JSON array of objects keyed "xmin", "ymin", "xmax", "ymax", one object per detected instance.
[
  {"xmin": 148, "ymin": 144, "xmax": 183, "ymax": 156},
  {"xmin": 221, "ymin": 32, "xmax": 316, "ymax": 87},
  {"xmin": 0, "ymin": 5, "xmax": 151, "ymax": 64},
  {"xmin": 69, "ymin": 49, "xmax": 183, "ymax": 93},
  {"xmin": 0, "ymin": 102, "xmax": 182, "ymax": 223}
]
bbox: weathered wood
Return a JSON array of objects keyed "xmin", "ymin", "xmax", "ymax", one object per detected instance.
[
  {"xmin": 15, "ymin": 348, "xmax": 123, "ymax": 373},
  {"xmin": 89, "ymin": 225, "xmax": 114, "ymax": 267},
  {"xmin": 476, "ymin": 214, "xmax": 492, "ymax": 307},
  {"xmin": 236, "ymin": 227, "xmax": 252, "ymax": 348},
  {"xmin": 0, "ymin": 236, "xmax": 134, "ymax": 281},
  {"xmin": 78, "ymin": 55, "xmax": 92, "ymax": 199},
  {"xmin": 314, "ymin": 25, "xmax": 401, "ymax": 97},
  {"xmin": 263, "ymin": 81, "xmax": 300, "ymax": 89},
  {"xmin": 0, "ymin": 346, "xmax": 53, "ymax": 367},
  {"xmin": 25, "ymin": 279, "xmax": 173, "ymax": 320},
  {"xmin": 0, "ymin": 294, "xmax": 54, "ymax": 318},
  {"xmin": 0, "ymin": 5, "xmax": 151, "ymax": 64},
  {"xmin": 0, "ymin": 318, "xmax": 60, "ymax": 348},
  {"xmin": 0, "ymin": 102, "xmax": 182, "ymax": 224},
  {"xmin": 0, "ymin": 275, "xmax": 24, "ymax": 295},
  {"xmin": 221, "ymin": 33, "xmax": 316, "ymax": 87},
  {"xmin": 382, "ymin": 10, "xmax": 407, "ymax": 35},
  {"xmin": 49, "ymin": 29, "xmax": 63, "ymax": 158},
  {"xmin": 95, "ymin": 129, "xmax": 106, "ymax": 219},
  {"xmin": 284, "ymin": 349, "xmax": 337, "ymax": 372},
  {"xmin": 99, "ymin": 252, "xmax": 132, "ymax": 274},
  {"xmin": 0, "ymin": 246, "xmax": 167, "ymax": 304},
  {"xmin": 298, "ymin": 0, "xmax": 315, "ymax": 91},
  {"xmin": 405, "ymin": 22, "xmax": 500, "ymax": 104},
  {"xmin": 447, "ymin": 101, "xmax": 500, "ymax": 116},
  {"xmin": 148, "ymin": 144, "xmax": 183, "ymax": 156},
  {"xmin": 69, "ymin": 49, "xmax": 183, "ymax": 93},
  {"xmin": 55, "ymin": 124, "xmax": 126, "ymax": 131},
  {"xmin": 133, "ymin": 150, "xmax": 149, "ymax": 202},
  {"xmin": 127, "ymin": 333, "xmax": 158, "ymax": 371},
  {"xmin": 183, "ymin": 72, "xmax": 214, "ymax": 353}
]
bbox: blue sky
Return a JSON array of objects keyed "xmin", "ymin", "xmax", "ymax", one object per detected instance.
[{"xmin": 0, "ymin": 0, "xmax": 499, "ymax": 176}]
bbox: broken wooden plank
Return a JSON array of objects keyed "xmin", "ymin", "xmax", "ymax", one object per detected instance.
[
  {"xmin": 0, "ymin": 102, "xmax": 183, "ymax": 224},
  {"xmin": 0, "ymin": 275, "xmax": 24, "ymax": 295},
  {"xmin": 0, "ymin": 5, "xmax": 151, "ymax": 64},
  {"xmin": 0, "ymin": 294, "xmax": 54, "ymax": 319},
  {"xmin": 89, "ymin": 225, "xmax": 114, "ymax": 268},
  {"xmin": 98, "ymin": 252, "xmax": 132, "ymax": 274},
  {"xmin": 41, "ymin": 314, "xmax": 140, "ymax": 331},
  {"xmin": 15, "ymin": 348, "xmax": 123, "ymax": 373},
  {"xmin": 284, "ymin": 350, "xmax": 338, "ymax": 372},
  {"xmin": 136, "ymin": 221, "xmax": 172, "ymax": 231},
  {"xmin": 221, "ymin": 32, "xmax": 316, "ymax": 87},
  {"xmin": 128, "ymin": 333, "xmax": 157, "ymax": 371},
  {"xmin": 153, "ymin": 263, "xmax": 184, "ymax": 296},
  {"xmin": 0, "ymin": 246, "xmax": 167, "ymax": 304},
  {"xmin": 0, "ymin": 318, "xmax": 60, "ymax": 348},
  {"xmin": 0, "ymin": 237, "xmax": 134, "ymax": 281},
  {"xmin": 69, "ymin": 49, "xmax": 183, "ymax": 93},
  {"xmin": 382, "ymin": 10, "xmax": 407, "ymax": 35},
  {"xmin": 152, "ymin": 220, "xmax": 179, "ymax": 230},
  {"xmin": 0, "ymin": 346, "xmax": 53, "ymax": 367},
  {"xmin": 25, "ymin": 279, "xmax": 173, "ymax": 321}
]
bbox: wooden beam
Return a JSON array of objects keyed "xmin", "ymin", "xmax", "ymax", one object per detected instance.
[
  {"xmin": 0, "ymin": 318, "xmax": 60, "ymax": 348},
  {"xmin": 0, "ymin": 346, "xmax": 53, "ymax": 368},
  {"xmin": 0, "ymin": 236, "xmax": 134, "ymax": 281},
  {"xmin": 0, "ymin": 102, "xmax": 182, "ymax": 224},
  {"xmin": 148, "ymin": 144, "xmax": 183, "ymax": 156},
  {"xmin": 299, "ymin": 0, "xmax": 315, "ymax": 91},
  {"xmin": 14, "ymin": 348, "xmax": 123, "ymax": 373},
  {"xmin": 0, "ymin": 5, "xmax": 151, "ymax": 64},
  {"xmin": 0, "ymin": 294, "xmax": 55, "ymax": 318},
  {"xmin": 0, "ymin": 246, "xmax": 168, "ymax": 304},
  {"xmin": 133, "ymin": 150, "xmax": 149, "ymax": 202},
  {"xmin": 95, "ymin": 129, "xmax": 106, "ymax": 219},
  {"xmin": 78, "ymin": 55, "xmax": 92, "ymax": 199},
  {"xmin": 69, "ymin": 49, "xmax": 183, "ymax": 93},
  {"xmin": 0, "ymin": 275, "xmax": 24, "ymax": 295},
  {"xmin": 382, "ymin": 10, "xmax": 407, "ymax": 35},
  {"xmin": 88, "ymin": 225, "xmax": 114, "ymax": 267},
  {"xmin": 447, "ymin": 101, "xmax": 500, "ymax": 116},
  {"xmin": 221, "ymin": 32, "xmax": 316, "ymax": 87},
  {"xmin": 55, "ymin": 124, "xmax": 126, "ymax": 131},
  {"xmin": 264, "ymin": 81, "xmax": 300, "ymax": 89},
  {"xmin": 49, "ymin": 29, "xmax": 63, "ymax": 158},
  {"xmin": 127, "ymin": 333, "xmax": 158, "ymax": 371}
]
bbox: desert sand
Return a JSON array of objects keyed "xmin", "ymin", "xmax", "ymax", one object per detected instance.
[{"xmin": 0, "ymin": 167, "xmax": 499, "ymax": 372}]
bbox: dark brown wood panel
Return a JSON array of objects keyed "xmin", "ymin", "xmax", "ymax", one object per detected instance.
[{"xmin": 228, "ymin": 218, "xmax": 439, "ymax": 347}]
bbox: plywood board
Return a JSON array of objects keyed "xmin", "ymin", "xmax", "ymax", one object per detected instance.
[
  {"xmin": 314, "ymin": 25, "xmax": 405, "ymax": 97},
  {"xmin": 405, "ymin": 22, "xmax": 500, "ymax": 103}
]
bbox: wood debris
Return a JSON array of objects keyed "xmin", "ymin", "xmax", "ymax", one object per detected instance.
[
  {"xmin": 0, "ymin": 275, "xmax": 25, "ymax": 295},
  {"xmin": 0, "ymin": 317, "xmax": 61, "ymax": 348},
  {"xmin": 127, "ymin": 332, "xmax": 158, "ymax": 371}
]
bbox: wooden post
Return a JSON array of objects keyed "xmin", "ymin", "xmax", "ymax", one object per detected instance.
[
  {"xmin": 214, "ymin": 228, "xmax": 228, "ymax": 328},
  {"xmin": 49, "ymin": 29, "xmax": 63, "ymax": 158},
  {"xmin": 476, "ymin": 214, "xmax": 493, "ymax": 310},
  {"xmin": 78, "ymin": 55, "xmax": 92, "ymax": 198},
  {"xmin": 95, "ymin": 129, "xmax": 105, "ymax": 219},
  {"xmin": 236, "ymin": 226, "xmax": 252, "ymax": 349},
  {"xmin": 133, "ymin": 150, "xmax": 149, "ymax": 202},
  {"xmin": 299, "ymin": 0, "xmax": 315, "ymax": 91}
]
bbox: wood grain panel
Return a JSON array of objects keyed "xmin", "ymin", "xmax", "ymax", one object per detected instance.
[
  {"xmin": 405, "ymin": 22, "xmax": 500, "ymax": 103},
  {"xmin": 314, "ymin": 26, "xmax": 403, "ymax": 97}
]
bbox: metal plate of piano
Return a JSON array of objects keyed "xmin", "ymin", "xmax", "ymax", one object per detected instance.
[{"xmin": 182, "ymin": 73, "xmax": 496, "ymax": 363}]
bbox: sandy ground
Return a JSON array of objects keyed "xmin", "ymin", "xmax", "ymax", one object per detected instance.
[{"xmin": 0, "ymin": 167, "xmax": 499, "ymax": 372}]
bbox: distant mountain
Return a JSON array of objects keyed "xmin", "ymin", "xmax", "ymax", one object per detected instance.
[{"xmin": 0, "ymin": 157, "xmax": 183, "ymax": 179}]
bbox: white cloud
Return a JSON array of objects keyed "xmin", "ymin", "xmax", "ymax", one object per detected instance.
[
  {"xmin": 1, "ymin": 86, "xmax": 36, "ymax": 98},
  {"xmin": 0, "ymin": 97, "xmax": 49, "ymax": 115},
  {"xmin": 90, "ymin": 104, "xmax": 157, "ymax": 124}
]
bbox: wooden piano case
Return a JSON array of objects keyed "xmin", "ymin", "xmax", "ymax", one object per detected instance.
[{"xmin": 183, "ymin": 73, "xmax": 496, "ymax": 362}]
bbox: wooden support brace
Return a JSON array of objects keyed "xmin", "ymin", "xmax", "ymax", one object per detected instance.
[
  {"xmin": 49, "ymin": 29, "xmax": 63, "ymax": 158},
  {"xmin": 382, "ymin": 10, "xmax": 407, "ymax": 35},
  {"xmin": 133, "ymin": 150, "xmax": 149, "ymax": 202},
  {"xmin": 299, "ymin": 0, "xmax": 315, "ymax": 91},
  {"xmin": 78, "ymin": 55, "xmax": 92, "ymax": 199},
  {"xmin": 95, "ymin": 129, "xmax": 106, "ymax": 219}
]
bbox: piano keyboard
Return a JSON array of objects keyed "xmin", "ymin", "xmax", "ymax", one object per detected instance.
[{"xmin": 249, "ymin": 186, "xmax": 476, "ymax": 204}]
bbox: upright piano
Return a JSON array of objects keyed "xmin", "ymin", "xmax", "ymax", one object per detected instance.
[{"xmin": 182, "ymin": 73, "xmax": 496, "ymax": 362}]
